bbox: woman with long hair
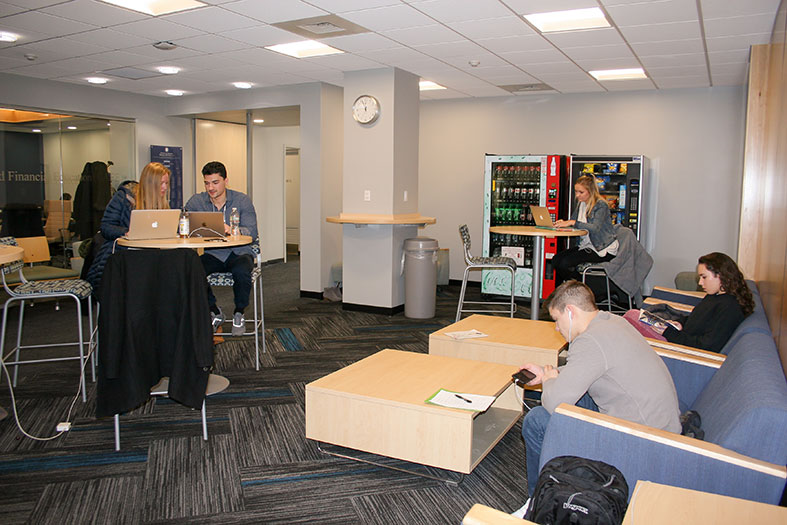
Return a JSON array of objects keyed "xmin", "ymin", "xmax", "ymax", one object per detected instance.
[
  {"xmin": 551, "ymin": 174, "xmax": 618, "ymax": 284},
  {"xmin": 86, "ymin": 163, "xmax": 170, "ymax": 294},
  {"xmin": 624, "ymin": 252, "xmax": 754, "ymax": 352}
]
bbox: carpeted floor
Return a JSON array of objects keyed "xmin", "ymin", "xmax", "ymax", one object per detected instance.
[{"xmin": 0, "ymin": 257, "xmax": 538, "ymax": 524}]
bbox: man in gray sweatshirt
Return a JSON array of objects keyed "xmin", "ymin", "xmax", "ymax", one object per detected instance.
[{"xmin": 520, "ymin": 280, "xmax": 680, "ymax": 495}]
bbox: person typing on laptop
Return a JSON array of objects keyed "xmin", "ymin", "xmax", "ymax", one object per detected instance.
[
  {"xmin": 550, "ymin": 174, "xmax": 618, "ymax": 285},
  {"xmin": 185, "ymin": 161, "xmax": 258, "ymax": 336},
  {"xmin": 86, "ymin": 162, "xmax": 170, "ymax": 296}
]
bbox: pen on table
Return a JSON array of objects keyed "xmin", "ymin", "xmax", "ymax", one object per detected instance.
[{"xmin": 454, "ymin": 394, "xmax": 472, "ymax": 403}]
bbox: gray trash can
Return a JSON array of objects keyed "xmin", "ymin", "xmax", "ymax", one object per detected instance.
[{"xmin": 403, "ymin": 237, "xmax": 439, "ymax": 319}]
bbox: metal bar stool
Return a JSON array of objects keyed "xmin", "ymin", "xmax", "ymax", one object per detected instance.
[
  {"xmin": 456, "ymin": 224, "xmax": 517, "ymax": 322},
  {"xmin": 581, "ymin": 264, "xmax": 632, "ymax": 313}
]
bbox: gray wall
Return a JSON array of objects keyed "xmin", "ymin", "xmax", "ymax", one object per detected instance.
[{"xmin": 419, "ymin": 86, "xmax": 747, "ymax": 291}]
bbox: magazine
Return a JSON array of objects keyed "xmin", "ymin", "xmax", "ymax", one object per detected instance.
[{"xmin": 638, "ymin": 309, "xmax": 681, "ymax": 333}]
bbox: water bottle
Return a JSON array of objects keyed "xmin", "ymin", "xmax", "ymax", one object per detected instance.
[
  {"xmin": 178, "ymin": 208, "xmax": 189, "ymax": 238},
  {"xmin": 230, "ymin": 207, "xmax": 240, "ymax": 237}
]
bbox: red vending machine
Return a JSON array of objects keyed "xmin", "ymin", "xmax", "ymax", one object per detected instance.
[{"xmin": 482, "ymin": 154, "xmax": 569, "ymax": 300}]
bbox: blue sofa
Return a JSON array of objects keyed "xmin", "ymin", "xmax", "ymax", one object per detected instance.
[{"xmin": 539, "ymin": 282, "xmax": 787, "ymax": 505}]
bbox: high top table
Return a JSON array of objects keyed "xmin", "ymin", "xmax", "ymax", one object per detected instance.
[
  {"xmin": 489, "ymin": 226, "xmax": 586, "ymax": 320},
  {"xmin": 117, "ymin": 234, "xmax": 252, "ymax": 250}
]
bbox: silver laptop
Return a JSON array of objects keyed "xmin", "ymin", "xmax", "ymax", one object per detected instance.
[
  {"xmin": 530, "ymin": 205, "xmax": 575, "ymax": 230},
  {"xmin": 126, "ymin": 209, "xmax": 181, "ymax": 240},
  {"xmin": 188, "ymin": 211, "xmax": 226, "ymax": 238}
]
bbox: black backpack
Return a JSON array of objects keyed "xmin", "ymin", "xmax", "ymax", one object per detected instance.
[{"xmin": 526, "ymin": 456, "xmax": 629, "ymax": 525}]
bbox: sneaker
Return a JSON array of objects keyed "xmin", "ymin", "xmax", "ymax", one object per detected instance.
[
  {"xmin": 511, "ymin": 498, "xmax": 531, "ymax": 519},
  {"xmin": 211, "ymin": 307, "xmax": 224, "ymax": 333},
  {"xmin": 232, "ymin": 312, "xmax": 245, "ymax": 336}
]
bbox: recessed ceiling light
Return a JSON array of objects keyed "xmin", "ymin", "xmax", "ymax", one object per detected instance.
[
  {"xmin": 32, "ymin": 129, "xmax": 41, "ymax": 133},
  {"xmin": 525, "ymin": 7, "xmax": 610, "ymax": 33},
  {"xmin": 253, "ymin": 119, "xmax": 264, "ymax": 123},
  {"xmin": 86, "ymin": 77, "xmax": 109, "ymax": 84},
  {"xmin": 157, "ymin": 66, "xmax": 180, "ymax": 75},
  {"xmin": 67, "ymin": 126, "xmax": 77, "ymax": 130},
  {"xmin": 233, "ymin": 82, "xmax": 252, "ymax": 89},
  {"xmin": 165, "ymin": 89, "xmax": 184, "ymax": 96},
  {"xmin": 589, "ymin": 68, "xmax": 647, "ymax": 81},
  {"xmin": 0, "ymin": 32, "xmax": 19, "ymax": 43},
  {"xmin": 419, "ymin": 80, "xmax": 446, "ymax": 91},
  {"xmin": 99, "ymin": 0, "xmax": 206, "ymax": 16},
  {"xmin": 265, "ymin": 40, "xmax": 344, "ymax": 59}
]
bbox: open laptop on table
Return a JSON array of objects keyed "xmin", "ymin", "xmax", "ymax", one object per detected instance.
[
  {"xmin": 530, "ymin": 205, "xmax": 577, "ymax": 231},
  {"xmin": 125, "ymin": 209, "xmax": 181, "ymax": 240},
  {"xmin": 188, "ymin": 211, "xmax": 226, "ymax": 238}
]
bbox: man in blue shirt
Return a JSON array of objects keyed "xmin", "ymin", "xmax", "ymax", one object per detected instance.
[{"xmin": 186, "ymin": 161, "xmax": 258, "ymax": 336}]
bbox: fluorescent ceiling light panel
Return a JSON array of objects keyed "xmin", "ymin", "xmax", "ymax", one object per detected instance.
[
  {"xmin": 32, "ymin": 129, "xmax": 41, "ymax": 133},
  {"xmin": 165, "ymin": 89, "xmax": 184, "ymax": 96},
  {"xmin": 419, "ymin": 80, "xmax": 446, "ymax": 91},
  {"xmin": 233, "ymin": 82, "xmax": 252, "ymax": 89},
  {"xmin": 67, "ymin": 126, "xmax": 77, "ymax": 130},
  {"xmin": 525, "ymin": 7, "xmax": 610, "ymax": 33},
  {"xmin": 157, "ymin": 66, "xmax": 180, "ymax": 75},
  {"xmin": 0, "ymin": 32, "xmax": 19, "ymax": 43},
  {"xmin": 87, "ymin": 77, "xmax": 109, "ymax": 84},
  {"xmin": 99, "ymin": 0, "xmax": 205, "ymax": 16},
  {"xmin": 253, "ymin": 119, "xmax": 264, "ymax": 123},
  {"xmin": 265, "ymin": 40, "xmax": 344, "ymax": 59},
  {"xmin": 589, "ymin": 68, "xmax": 647, "ymax": 81}
]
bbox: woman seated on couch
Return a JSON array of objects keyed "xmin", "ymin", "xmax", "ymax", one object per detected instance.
[{"xmin": 624, "ymin": 252, "xmax": 754, "ymax": 353}]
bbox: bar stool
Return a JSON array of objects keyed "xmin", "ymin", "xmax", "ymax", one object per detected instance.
[{"xmin": 455, "ymin": 225, "xmax": 517, "ymax": 322}]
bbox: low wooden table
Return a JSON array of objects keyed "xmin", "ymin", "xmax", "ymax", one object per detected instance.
[
  {"xmin": 305, "ymin": 349, "xmax": 521, "ymax": 478},
  {"xmin": 429, "ymin": 314, "xmax": 566, "ymax": 368}
]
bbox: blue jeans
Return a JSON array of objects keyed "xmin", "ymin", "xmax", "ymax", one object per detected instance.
[{"xmin": 522, "ymin": 393, "xmax": 598, "ymax": 495}]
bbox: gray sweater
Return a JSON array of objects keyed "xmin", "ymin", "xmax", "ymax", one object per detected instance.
[{"xmin": 542, "ymin": 311, "xmax": 681, "ymax": 433}]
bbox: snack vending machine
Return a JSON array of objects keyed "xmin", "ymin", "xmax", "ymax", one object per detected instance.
[
  {"xmin": 482, "ymin": 154, "xmax": 569, "ymax": 299},
  {"xmin": 568, "ymin": 155, "xmax": 647, "ymax": 240}
]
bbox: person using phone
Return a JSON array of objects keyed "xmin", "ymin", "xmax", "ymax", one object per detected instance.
[
  {"xmin": 550, "ymin": 175, "xmax": 618, "ymax": 285},
  {"xmin": 623, "ymin": 252, "xmax": 754, "ymax": 352},
  {"xmin": 519, "ymin": 281, "xmax": 680, "ymax": 496}
]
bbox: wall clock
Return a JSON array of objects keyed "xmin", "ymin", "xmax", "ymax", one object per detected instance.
[{"xmin": 352, "ymin": 95, "xmax": 380, "ymax": 124}]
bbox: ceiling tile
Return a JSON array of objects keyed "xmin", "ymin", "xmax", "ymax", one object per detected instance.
[
  {"xmin": 87, "ymin": 49, "xmax": 156, "ymax": 68},
  {"xmin": 574, "ymin": 57, "xmax": 641, "ymax": 70},
  {"xmin": 459, "ymin": 84, "xmax": 511, "ymax": 97},
  {"xmin": 645, "ymin": 64, "xmax": 707, "ymax": 76},
  {"xmin": 66, "ymin": 28, "xmax": 152, "ymax": 50},
  {"xmin": 563, "ymin": 43, "xmax": 634, "ymax": 61},
  {"xmin": 414, "ymin": 0, "xmax": 512, "ymax": 24},
  {"xmin": 175, "ymin": 34, "xmax": 253, "ymax": 54},
  {"xmin": 500, "ymin": 47, "xmax": 566, "ymax": 65},
  {"xmin": 42, "ymin": 0, "xmax": 147, "ymax": 26},
  {"xmin": 534, "ymin": 71, "xmax": 592, "ymax": 82},
  {"xmin": 618, "ymin": 21, "xmax": 702, "ymax": 42},
  {"xmin": 545, "ymin": 28, "xmax": 625, "ymax": 48},
  {"xmin": 411, "ymin": 40, "xmax": 488, "ymax": 59},
  {"xmin": 0, "ymin": 23, "xmax": 53, "ymax": 45},
  {"xmin": 223, "ymin": 24, "xmax": 300, "ymax": 47},
  {"xmin": 522, "ymin": 60, "xmax": 584, "ymax": 75},
  {"xmin": 605, "ymin": 0, "xmax": 698, "ymax": 26},
  {"xmin": 712, "ymin": 72, "xmax": 747, "ymax": 86},
  {"xmin": 699, "ymin": 0, "xmax": 781, "ymax": 19},
  {"xmin": 703, "ymin": 13, "xmax": 777, "ymax": 38},
  {"xmin": 710, "ymin": 62, "xmax": 748, "ymax": 76},
  {"xmin": 640, "ymin": 53, "xmax": 706, "ymax": 68},
  {"xmin": 0, "ymin": 4, "xmax": 25, "ymax": 17},
  {"xmin": 601, "ymin": 78, "xmax": 656, "ymax": 90},
  {"xmin": 0, "ymin": 10, "xmax": 97, "ymax": 38},
  {"xmin": 113, "ymin": 18, "xmax": 204, "ymax": 41},
  {"xmin": 705, "ymin": 33, "xmax": 770, "ymax": 52},
  {"xmin": 302, "ymin": 52, "xmax": 382, "ymax": 71},
  {"xmin": 501, "ymin": 0, "xmax": 599, "ymax": 14},
  {"xmin": 482, "ymin": 71, "xmax": 540, "ymax": 84},
  {"xmin": 124, "ymin": 43, "xmax": 202, "ymax": 60},
  {"xmin": 555, "ymin": 82, "xmax": 606, "ymax": 93},
  {"xmin": 0, "ymin": 41, "xmax": 84, "ymax": 64},
  {"xmin": 448, "ymin": 16, "xmax": 536, "ymax": 40},
  {"xmin": 320, "ymin": 33, "xmax": 400, "ymax": 53},
  {"xmin": 341, "ymin": 4, "xmax": 434, "ymax": 32},
  {"xmin": 163, "ymin": 6, "xmax": 259, "ymax": 33},
  {"xmin": 630, "ymin": 39, "xmax": 704, "ymax": 56},
  {"xmin": 220, "ymin": 47, "xmax": 294, "ymax": 67},
  {"xmin": 651, "ymin": 75, "xmax": 709, "ymax": 89},
  {"xmin": 306, "ymin": 0, "xmax": 401, "ymax": 13},
  {"xmin": 476, "ymin": 34, "xmax": 553, "ymax": 54},
  {"xmin": 17, "ymin": 36, "xmax": 110, "ymax": 59},
  {"xmin": 153, "ymin": 52, "xmax": 247, "ymax": 71},
  {"xmin": 222, "ymin": 0, "xmax": 329, "ymax": 24},
  {"xmin": 442, "ymin": 53, "xmax": 511, "ymax": 70},
  {"xmin": 0, "ymin": 55, "xmax": 28, "ymax": 70},
  {"xmin": 381, "ymin": 24, "xmax": 463, "ymax": 46},
  {"xmin": 359, "ymin": 46, "xmax": 430, "ymax": 67},
  {"xmin": 47, "ymin": 56, "xmax": 115, "ymax": 75},
  {"xmin": 9, "ymin": 61, "xmax": 73, "ymax": 79}
]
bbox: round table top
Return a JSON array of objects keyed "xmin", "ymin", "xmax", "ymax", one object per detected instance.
[
  {"xmin": 489, "ymin": 225, "xmax": 588, "ymax": 238},
  {"xmin": 0, "ymin": 245, "xmax": 25, "ymax": 265},
  {"xmin": 117, "ymin": 235, "xmax": 252, "ymax": 249}
]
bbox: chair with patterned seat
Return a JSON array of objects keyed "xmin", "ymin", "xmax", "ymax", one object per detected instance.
[
  {"xmin": 207, "ymin": 241, "xmax": 266, "ymax": 369},
  {"xmin": 0, "ymin": 236, "xmax": 94, "ymax": 402},
  {"xmin": 455, "ymin": 224, "xmax": 517, "ymax": 322}
]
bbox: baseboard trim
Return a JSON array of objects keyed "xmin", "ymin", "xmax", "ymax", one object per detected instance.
[
  {"xmin": 300, "ymin": 290, "xmax": 323, "ymax": 300},
  {"xmin": 448, "ymin": 279, "xmax": 481, "ymax": 288},
  {"xmin": 263, "ymin": 258, "xmax": 284, "ymax": 266},
  {"xmin": 342, "ymin": 302, "xmax": 404, "ymax": 316}
]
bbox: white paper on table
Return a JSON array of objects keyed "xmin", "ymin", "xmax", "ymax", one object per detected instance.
[
  {"xmin": 444, "ymin": 329, "xmax": 488, "ymax": 340},
  {"xmin": 425, "ymin": 389, "xmax": 496, "ymax": 412}
]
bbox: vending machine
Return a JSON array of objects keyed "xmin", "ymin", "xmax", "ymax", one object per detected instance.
[
  {"xmin": 481, "ymin": 154, "xmax": 569, "ymax": 300},
  {"xmin": 568, "ymin": 155, "xmax": 647, "ymax": 240}
]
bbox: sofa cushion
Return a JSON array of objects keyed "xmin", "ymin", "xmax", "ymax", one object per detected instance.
[
  {"xmin": 691, "ymin": 331, "xmax": 787, "ymax": 465},
  {"xmin": 720, "ymin": 281, "xmax": 770, "ymax": 355}
]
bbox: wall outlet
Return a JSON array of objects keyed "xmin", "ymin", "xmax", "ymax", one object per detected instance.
[
  {"xmin": 403, "ymin": 190, "xmax": 408, "ymax": 202},
  {"xmin": 364, "ymin": 190, "xmax": 371, "ymax": 201}
]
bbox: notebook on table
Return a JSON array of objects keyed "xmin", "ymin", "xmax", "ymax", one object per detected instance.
[
  {"xmin": 125, "ymin": 209, "xmax": 181, "ymax": 240},
  {"xmin": 530, "ymin": 205, "xmax": 576, "ymax": 231},
  {"xmin": 188, "ymin": 211, "xmax": 226, "ymax": 238}
]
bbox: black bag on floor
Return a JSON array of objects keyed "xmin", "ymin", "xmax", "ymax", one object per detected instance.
[{"xmin": 526, "ymin": 455, "xmax": 629, "ymax": 525}]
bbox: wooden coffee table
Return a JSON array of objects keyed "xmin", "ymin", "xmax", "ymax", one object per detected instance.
[
  {"xmin": 429, "ymin": 314, "xmax": 566, "ymax": 368},
  {"xmin": 305, "ymin": 349, "xmax": 522, "ymax": 479}
]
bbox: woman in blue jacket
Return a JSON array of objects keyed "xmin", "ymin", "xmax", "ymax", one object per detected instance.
[{"xmin": 551, "ymin": 174, "xmax": 618, "ymax": 284}]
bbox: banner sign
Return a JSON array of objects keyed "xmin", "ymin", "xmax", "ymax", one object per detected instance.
[
  {"xmin": 0, "ymin": 131, "xmax": 45, "ymax": 206},
  {"xmin": 150, "ymin": 145, "xmax": 183, "ymax": 209}
]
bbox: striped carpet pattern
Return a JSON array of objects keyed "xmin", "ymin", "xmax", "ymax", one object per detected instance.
[{"xmin": 0, "ymin": 258, "xmax": 535, "ymax": 524}]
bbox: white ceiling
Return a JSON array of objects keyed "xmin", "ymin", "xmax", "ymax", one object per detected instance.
[{"xmin": 0, "ymin": 0, "xmax": 780, "ymax": 99}]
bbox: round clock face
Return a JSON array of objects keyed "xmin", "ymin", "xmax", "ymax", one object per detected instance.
[{"xmin": 352, "ymin": 95, "xmax": 380, "ymax": 124}]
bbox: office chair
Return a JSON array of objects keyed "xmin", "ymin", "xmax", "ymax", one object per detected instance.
[{"xmin": 455, "ymin": 224, "xmax": 517, "ymax": 322}]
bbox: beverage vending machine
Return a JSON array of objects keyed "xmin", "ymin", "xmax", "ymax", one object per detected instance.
[
  {"xmin": 482, "ymin": 154, "xmax": 569, "ymax": 300},
  {"xmin": 568, "ymin": 155, "xmax": 647, "ymax": 240}
]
